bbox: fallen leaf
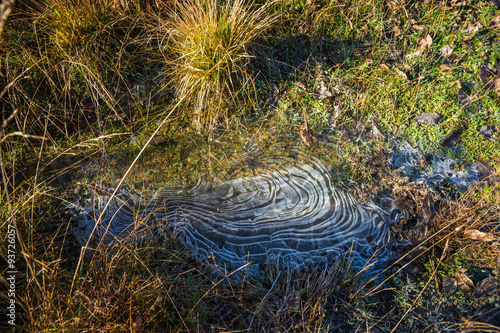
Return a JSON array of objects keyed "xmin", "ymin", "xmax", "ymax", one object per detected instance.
[
  {"xmin": 393, "ymin": 196, "xmax": 415, "ymax": 212},
  {"xmin": 450, "ymin": 0, "xmax": 465, "ymax": 8},
  {"xmin": 267, "ymin": 84, "xmax": 280, "ymax": 107},
  {"xmin": 392, "ymin": 24, "xmax": 401, "ymax": 37},
  {"xmin": 405, "ymin": 34, "xmax": 433, "ymax": 60},
  {"xmin": 476, "ymin": 306, "xmax": 500, "ymax": 327},
  {"xmin": 394, "ymin": 67, "xmax": 408, "ymax": 79},
  {"xmin": 380, "ymin": 63, "xmax": 390, "ymax": 70},
  {"xmin": 440, "ymin": 45, "xmax": 454, "ymax": 57},
  {"xmin": 371, "ymin": 119, "xmax": 386, "ymax": 139},
  {"xmin": 441, "ymin": 131, "xmax": 461, "ymax": 147},
  {"xmin": 298, "ymin": 22, "xmax": 308, "ymax": 34},
  {"xmin": 439, "ymin": 64, "xmax": 454, "ymax": 72},
  {"xmin": 493, "ymin": 77, "xmax": 500, "ymax": 91},
  {"xmin": 448, "ymin": 53, "xmax": 467, "ymax": 64},
  {"xmin": 411, "ymin": 24, "xmax": 424, "ymax": 32},
  {"xmin": 300, "ymin": 121, "xmax": 314, "ymax": 147},
  {"xmin": 329, "ymin": 105, "xmax": 342, "ymax": 128},
  {"xmin": 489, "ymin": 15, "xmax": 500, "ymax": 29},
  {"xmin": 443, "ymin": 277, "xmax": 458, "ymax": 293},
  {"xmin": 457, "ymin": 89, "xmax": 470, "ymax": 106},
  {"xmin": 416, "ymin": 34, "xmax": 433, "ymax": 51},
  {"xmin": 105, "ymin": 112, "xmax": 126, "ymax": 122},
  {"xmin": 331, "ymin": 105, "xmax": 342, "ymax": 120},
  {"xmin": 475, "ymin": 277, "xmax": 499, "ymax": 296},
  {"xmin": 405, "ymin": 50, "xmax": 422, "ymax": 60},
  {"xmin": 420, "ymin": 153, "xmax": 434, "ymax": 168},
  {"xmin": 420, "ymin": 193, "xmax": 436, "ymax": 224},
  {"xmin": 463, "ymin": 229, "xmax": 497, "ymax": 242},
  {"xmin": 294, "ymin": 81, "xmax": 307, "ymax": 90},
  {"xmin": 387, "ymin": 0, "xmax": 404, "ymax": 10},
  {"xmin": 455, "ymin": 271, "xmax": 474, "ymax": 294},
  {"xmin": 314, "ymin": 81, "xmax": 332, "ymax": 100},
  {"xmin": 476, "ymin": 160, "xmax": 497, "ymax": 182},
  {"xmin": 478, "ymin": 126, "xmax": 495, "ymax": 139},
  {"xmin": 465, "ymin": 21, "xmax": 482, "ymax": 34},
  {"xmin": 480, "ymin": 65, "xmax": 495, "ymax": 84}
]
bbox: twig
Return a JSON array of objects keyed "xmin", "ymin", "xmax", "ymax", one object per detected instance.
[
  {"xmin": 0, "ymin": 131, "xmax": 48, "ymax": 145},
  {"xmin": 0, "ymin": 0, "xmax": 14, "ymax": 37},
  {"xmin": 2, "ymin": 108, "xmax": 17, "ymax": 128}
]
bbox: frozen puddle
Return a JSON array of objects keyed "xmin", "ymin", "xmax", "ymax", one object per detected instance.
[
  {"xmin": 73, "ymin": 141, "xmax": 479, "ymax": 277},
  {"xmin": 74, "ymin": 160, "xmax": 393, "ymax": 276}
]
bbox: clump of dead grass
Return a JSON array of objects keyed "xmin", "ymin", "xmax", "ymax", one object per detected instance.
[{"xmin": 151, "ymin": 0, "xmax": 276, "ymax": 131}]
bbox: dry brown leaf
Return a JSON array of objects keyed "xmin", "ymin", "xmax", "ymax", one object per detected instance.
[
  {"xmin": 416, "ymin": 34, "xmax": 433, "ymax": 50},
  {"xmin": 465, "ymin": 21, "xmax": 482, "ymax": 34},
  {"xmin": 300, "ymin": 121, "xmax": 314, "ymax": 147},
  {"xmin": 455, "ymin": 271, "xmax": 474, "ymax": 293},
  {"xmin": 440, "ymin": 45, "xmax": 454, "ymax": 57},
  {"xmin": 331, "ymin": 105, "xmax": 342, "ymax": 120},
  {"xmin": 294, "ymin": 81, "xmax": 307, "ymax": 90},
  {"xmin": 420, "ymin": 193, "xmax": 436, "ymax": 224},
  {"xmin": 314, "ymin": 81, "xmax": 332, "ymax": 100},
  {"xmin": 371, "ymin": 120, "xmax": 385, "ymax": 138},
  {"xmin": 449, "ymin": 53, "xmax": 467, "ymax": 64},
  {"xmin": 475, "ymin": 277, "xmax": 499, "ymax": 296},
  {"xmin": 480, "ymin": 63, "xmax": 498, "ymax": 85},
  {"xmin": 480, "ymin": 66, "xmax": 491, "ymax": 85},
  {"xmin": 392, "ymin": 25, "xmax": 401, "ymax": 37},
  {"xmin": 450, "ymin": 0, "xmax": 465, "ymax": 8},
  {"xmin": 492, "ymin": 77, "xmax": 500, "ymax": 91},
  {"xmin": 463, "ymin": 229, "xmax": 497, "ymax": 242},
  {"xmin": 298, "ymin": 22, "xmax": 308, "ymax": 34},
  {"xmin": 394, "ymin": 67, "xmax": 408, "ymax": 79},
  {"xmin": 405, "ymin": 34, "xmax": 433, "ymax": 59},
  {"xmin": 380, "ymin": 63, "xmax": 390, "ymax": 70},
  {"xmin": 412, "ymin": 24, "xmax": 424, "ymax": 32},
  {"xmin": 329, "ymin": 106, "xmax": 342, "ymax": 128},
  {"xmin": 405, "ymin": 50, "xmax": 422, "ymax": 59},
  {"xmin": 441, "ymin": 131, "xmax": 461, "ymax": 147},
  {"xmin": 489, "ymin": 15, "xmax": 500, "ymax": 29},
  {"xmin": 439, "ymin": 64, "xmax": 454, "ymax": 72},
  {"xmin": 387, "ymin": 0, "xmax": 405, "ymax": 10},
  {"xmin": 443, "ymin": 277, "xmax": 458, "ymax": 293}
]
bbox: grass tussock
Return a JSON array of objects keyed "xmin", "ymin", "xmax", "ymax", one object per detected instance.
[{"xmin": 153, "ymin": 0, "xmax": 276, "ymax": 130}]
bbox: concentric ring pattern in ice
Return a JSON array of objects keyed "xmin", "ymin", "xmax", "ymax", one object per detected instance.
[{"xmin": 74, "ymin": 160, "xmax": 393, "ymax": 275}]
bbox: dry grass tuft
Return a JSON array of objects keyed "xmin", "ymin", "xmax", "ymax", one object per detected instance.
[{"xmin": 152, "ymin": 0, "xmax": 276, "ymax": 131}]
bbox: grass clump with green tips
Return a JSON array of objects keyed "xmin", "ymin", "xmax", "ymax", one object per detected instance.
[{"xmin": 153, "ymin": 0, "xmax": 276, "ymax": 131}]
